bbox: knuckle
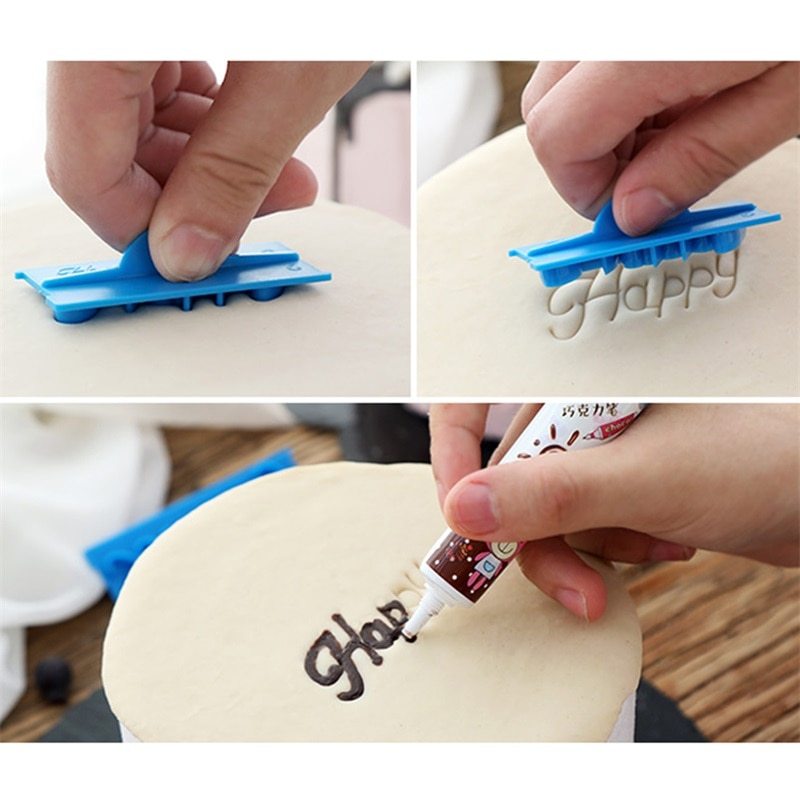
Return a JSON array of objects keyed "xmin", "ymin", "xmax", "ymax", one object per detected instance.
[
  {"xmin": 107, "ymin": 61, "xmax": 150, "ymax": 77},
  {"xmin": 190, "ymin": 147, "xmax": 283, "ymax": 209},
  {"xmin": 529, "ymin": 461, "xmax": 581, "ymax": 533},
  {"xmin": 671, "ymin": 133, "xmax": 742, "ymax": 190},
  {"xmin": 524, "ymin": 107, "xmax": 551, "ymax": 164}
]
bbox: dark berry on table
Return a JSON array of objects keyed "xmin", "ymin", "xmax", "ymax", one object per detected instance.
[{"xmin": 34, "ymin": 657, "xmax": 72, "ymax": 704}]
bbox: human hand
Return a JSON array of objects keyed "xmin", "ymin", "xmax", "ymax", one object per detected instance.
[
  {"xmin": 521, "ymin": 61, "xmax": 800, "ymax": 236},
  {"xmin": 430, "ymin": 404, "xmax": 800, "ymax": 621},
  {"xmin": 46, "ymin": 61, "xmax": 367, "ymax": 281}
]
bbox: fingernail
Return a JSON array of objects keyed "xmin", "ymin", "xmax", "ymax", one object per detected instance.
[
  {"xmin": 156, "ymin": 224, "xmax": 231, "ymax": 282},
  {"xmin": 649, "ymin": 542, "xmax": 694, "ymax": 562},
  {"xmin": 450, "ymin": 482, "xmax": 498, "ymax": 535},
  {"xmin": 619, "ymin": 188, "xmax": 675, "ymax": 236},
  {"xmin": 555, "ymin": 588, "xmax": 589, "ymax": 621}
]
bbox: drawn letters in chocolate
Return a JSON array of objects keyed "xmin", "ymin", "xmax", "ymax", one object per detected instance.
[{"xmin": 304, "ymin": 600, "xmax": 410, "ymax": 701}]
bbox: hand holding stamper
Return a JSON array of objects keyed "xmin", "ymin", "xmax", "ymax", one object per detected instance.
[
  {"xmin": 522, "ymin": 61, "xmax": 799, "ymax": 235},
  {"xmin": 46, "ymin": 61, "xmax": 367, "ymax": 280}
]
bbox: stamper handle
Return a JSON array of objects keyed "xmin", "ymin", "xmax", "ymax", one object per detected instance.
[
  {"xmin": 116, "ymin": 231, "xmax": 157, "ymax": 277},
  {"xmin": 592, "ymin": 200, "xmax": 697, "ymax": 240},
  {"xmin": 118, "ymin": 231, "xmax": 300, "ymax": 278},
  {"xmin": 591, "ymin": 201, "xmax": 623, "ymax": 238}
]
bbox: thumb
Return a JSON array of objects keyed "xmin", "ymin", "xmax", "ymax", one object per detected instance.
[
  {"xmin": 613, "ymin": 62, "xmax": 799, "ymax": 236},
  {"xmin": 149, "ymin": 61, "xmax": 367, "ymax": 280},
  {"xmin": 443, "ymin": 443, "xmax": 644, "ymax": 542}
]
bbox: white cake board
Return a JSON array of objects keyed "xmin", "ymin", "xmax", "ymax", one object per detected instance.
[{"xmin": 117, "ymin": 689, "xmax": 637, "ymax": 742}]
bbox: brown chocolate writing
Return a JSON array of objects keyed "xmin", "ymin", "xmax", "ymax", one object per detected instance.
[{"xmin": 304, "ymin": 600, "xmax": 411, "ymax": 701}]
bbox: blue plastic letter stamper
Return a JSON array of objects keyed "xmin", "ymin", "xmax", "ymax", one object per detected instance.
[
  {"xmin": 15, "ymin": 231, "xmax": 332, "ymax": 323},
  {"xmin": 85, "ymin": 448, "xmax": 295, "ymax": 599},
  {"xmin": 509, "ymin": 201, "xmax": 781, "ymax": 288}
]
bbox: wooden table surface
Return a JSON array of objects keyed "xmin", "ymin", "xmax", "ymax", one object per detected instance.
[{"xmin": 2, "ymin": 422, "xmax": 798, "ymax": 743}]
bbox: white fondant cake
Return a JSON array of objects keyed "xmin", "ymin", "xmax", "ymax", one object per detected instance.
[
  {"xmin": 103, "ymin": 463, "xmax": 642, "ymax": 742},
  {"xmin": 417, "ymin": 127, "xmax": 799, "ymax": 396},
  {"xmin": 1, "ymin": 199, "xmax": 409, "ymax": 397}
]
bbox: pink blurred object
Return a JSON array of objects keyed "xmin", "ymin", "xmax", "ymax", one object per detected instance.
[
  {"xmin": 293, "ymin": 64, "xmax": 410, "ymax": 226},
  {"xmin": 338, "ymin": 90, "xmax": 410, "ymax": 226}
]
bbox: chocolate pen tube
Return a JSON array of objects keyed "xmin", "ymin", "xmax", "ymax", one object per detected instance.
[{"xmin": 402, "ymin": 403, "xmax": 646, "ymax": 638}]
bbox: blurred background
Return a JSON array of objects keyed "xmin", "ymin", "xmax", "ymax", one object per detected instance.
[
  {"xmin": 1, "ymin": 402, "xmax": 797, "ymax": 742},
  {"xmin": 417, "ymin": 61, "xmax": 534, "ymax": 184},
  {"xmin": 1, "ymin": 61, "xmax": 410, "ymax": 225}
]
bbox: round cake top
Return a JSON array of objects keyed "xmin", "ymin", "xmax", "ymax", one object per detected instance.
[
  {"xmin": 103, "ymin": 462, "xmax": 642, "ymax": 741},
  {"xmin": 2, "ymin": 200, "xmax": 409, "ymax": 397},
  {"xmin": 418, "ymin": 127, "xmax": 799, "ymax": 396}
]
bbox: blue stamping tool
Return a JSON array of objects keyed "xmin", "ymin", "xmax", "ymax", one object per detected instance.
[
  {"xmin": 85, "ymin": 448, "xmax": 295, "ymax": 599},
  {"xmin": 509, "ymin": 201, "xmax": 781, "ymax": 288},
  {"xmin": 15, "ymin": 231, "xmax": 331, "ymax": 324}
]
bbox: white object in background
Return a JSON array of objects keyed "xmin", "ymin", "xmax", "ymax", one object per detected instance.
[
  {"xmin": 0, "ymin": 62, "xmax": 48, "ymax": 205},
  {"xmin": 417, "ymin": 62, "xmax": 502, "ymax": 185},
  {"xmin": 607, "ymin": 691, "xmax": 637, "ymax": 742},
  {"xmin": 0, "ymin": 407, "xmax": 170, "ymax": 723},
  {"xmin": 36, "ymin": 403, "xmax": 296, "ymax": 430},
  {"xmin": 295, "ymin": 64, "xmax": 411, "ymax": 226}
]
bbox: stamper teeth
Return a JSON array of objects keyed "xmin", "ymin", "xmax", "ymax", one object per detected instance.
[
  {"xmin": 15, "ymin": 234, "xmax": 331, "ymax": 324},
  {"xmin": 249, "ymin": 287, "xmax": 284, "ymax": 302},
  {"xmin": 509, "ymin": 200, "xmax": 780, "ymax": 287}
]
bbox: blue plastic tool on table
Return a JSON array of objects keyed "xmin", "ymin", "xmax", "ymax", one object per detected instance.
[
  {"xmin": 15, "ymin": 231, "xmax": 332, "ymax": 324},
  {"xmin": 509, "ymin": 201, "xmax": 781, "ymax": 288},
  {"xmin": 85, "ymin": 448, "xmax": 295, "ymax": 599}
]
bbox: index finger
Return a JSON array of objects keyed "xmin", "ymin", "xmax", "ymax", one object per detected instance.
[
  {"xmin": 429, "ymin": 404, "xmax": 490, "ymax": 507},
  {"xmin": 524, "ymin": 61, "xmax": 776, "ymax": 217},
  {"xmin": 520, "ymin": 61, "xmax": 576, "ymax": 119},
  {"xmin": 46, "ymin": 61, "xmax": 163, "ymax": 249}
]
